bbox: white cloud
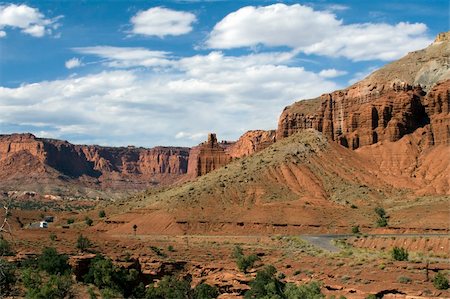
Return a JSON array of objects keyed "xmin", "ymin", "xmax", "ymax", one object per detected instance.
[
  {"xmin": 206, "ymin": 3, "xmax": 432, "ymax": 61},
  {"xmin": 0, "ymin": 4, "xmax": 61, "ymax": 37},
  {"xmin": 319, "ymin": 68, "xmax": 347, "ymax": 78},
  {"xmin": 65, "ymin": 58, "xmax": 82, "ymax": 69},
  {"xmin": 130, "ymin": 7, "xmax": 196, "ymax": 37},
  {"xmin": 0, "ymin": 48, "xmax": 339, "ymax": 147},
  {"xmin": 326, "ymin": 4, "xmax": 349, "ymax": 11},
  {"xmin": 73, "ymin": 46, "xmax": 171, "ymax": 68}
]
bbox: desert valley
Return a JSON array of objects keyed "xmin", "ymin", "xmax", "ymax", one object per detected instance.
[{"xmin": 0, "ymin": 2, "xmax": 449, "ymax": 299}]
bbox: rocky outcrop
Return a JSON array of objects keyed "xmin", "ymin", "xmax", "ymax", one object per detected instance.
[
  {"xmin": 277, "ymin": 33, "xmax": 450, "ymax": 149},
  {"xmin": 187, "ymin": 130, "xmax": 276, "ymax": 178},
  {"xmin": 226, "ymin": 130, "xmax": 276, "ymax": 158},
  {"xmin": 187, "ymin": 133, "xmax": 232, "ymax": 177}
]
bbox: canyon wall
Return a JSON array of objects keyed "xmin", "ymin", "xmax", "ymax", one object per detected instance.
[
  {"xmin": 0, "ymin": 133, "xmax": 189, "ymax": 185},
  {"xmin": 277, "ymin": 35, "xmax": 450, "ymax": 149}
]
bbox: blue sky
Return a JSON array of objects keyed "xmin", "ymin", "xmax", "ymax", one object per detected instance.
[{"xmin": 0, "ymin": 0, "xmax": 448, "ymax": 147}]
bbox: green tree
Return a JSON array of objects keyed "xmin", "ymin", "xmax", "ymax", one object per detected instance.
[
  {"xmin": 351, "ymin": 225, "xmax": 360, "ymax": 234},
  {"xmin": 193, "ymin": 283, "xmax": 219, "ymax": 299},
  {"xmin": 98, "ymin": 210, "xmax": 106, "ymax": 218},
  {"xmin": 146, "ymin": 275, "xmax": 191, "ymax": 299},
  {"xmin": 37, "ymin": 247, "xmax": 70, "ymax": 275},
  {"xmin": 245, "ymin": 265, "xmax": 284, "ymax": 299}
]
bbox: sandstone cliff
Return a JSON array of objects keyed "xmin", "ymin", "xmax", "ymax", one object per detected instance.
[
  {"xmin": 186, "ymin": 133, "xmax": 232, "ymax": 177},
  {"xmin": 0, "ymin": 133, "xmax": 189, "ymax": 194},
  {"xmin": 277, "ymin": 33, "xmax": 450, "ymax": 149}
]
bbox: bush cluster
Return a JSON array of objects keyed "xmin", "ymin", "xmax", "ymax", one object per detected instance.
[
  {"xmin": 233, "ymin": 245, "xmax": 260, "ymax": 273},
  {"xmin": 374, "ymin": 207, "xmax": 388, "ymax": 227},
  {"xmin": 245, "ymin": 265, "xmax": 324, "ymax": 299},
  {"xmin": 390, "ymin": 247, "xmax": 408, "ymax": 261}
]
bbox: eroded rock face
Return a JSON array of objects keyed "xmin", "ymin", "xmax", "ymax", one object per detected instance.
[
  {"xmin": 0, "ymin": 133, "xmax": 190, "ymax": 186},
  {"xmin": 187, "ymin": 133, "xmax": 232, "ymax": 177},
  {"xmin": 187, "ymin": 130, "xmax": 276, "ymax": 178},
  {"xmin": 226, "ymin": 130, "xmax": 276, "ymax": 158},
  {"xmin": 277, "ymin": 33, "xmax": 450, "ymax": 149}
]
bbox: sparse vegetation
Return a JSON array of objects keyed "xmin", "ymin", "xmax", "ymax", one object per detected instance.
[
  {"xmin": 0, "ymin": 259, "xmax": 16, "ymax": 295},
  {"xmin": 85, "ymin": 216, "xmax": 93, "ymax": 226},
  {"xmin": 433, "ymin": 272, "xmax": 449, "ymax": 290},
  {"xmin": 375, "ymin": 207, "xmax": 388, "ymax": 227},
  {"xmin": 0, "ymin": 235, "xmax": 12, "ymax": 256},
  {"xmin": 244, "ymin": 265, "xmax": 324, "ymax": 299},
  {"xmin": 76, "ymin": 234, "xmax": 92, "ymax": 252},
  {"xmin": 49, "ymin": 233, "xmax": 57, "ymax": 241},
  {"xmin": 397, "ymin": 276, "xmax": 412, "ymax": 284},
  {"xmin": 391, "ymin": 247, "xmax": 408, "ymax": 261},
  {"xmin": 233, "ymin": 245, "xmax": 260, "ymax": 273}
]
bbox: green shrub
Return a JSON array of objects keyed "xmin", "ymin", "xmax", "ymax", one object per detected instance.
[
  {"xmin": 193, "ymin": 283, "xmax": 219, "ymax": 299},
  {"xmin": 145, "ymin": 275, "xmax": 191, "ymax": 298},
  {"xmin": 374, "ymin": 207, "xmax": 388, "ymax": 227},
  {"xmin": 85, "ymin": 216, "xmax": 93, "ymax": 226},
  {"xmin": 376, "ymin": 217, "xmax": 388, "ymax": 227},
  {"xmin": 25, "ymin": 273, "xmax": 72, "ymax": 299},
  {"xmin": 0, "ymin": 235, "xmax": 13, "ymax": 256},
  {"xmin": 374, "ymin": 207, "xmax": 386, "ymax": 218},
  {"xmin": 37, "ymin": 247, "xmax": 70, "ymax": 275},
  {"xmin": 0, "ymin": 259, "xmax": 16, "ymax": 295},
  {"xmin": 233, "ymin": 245, "xmax": 260, "ymax": 273},
  {"xmin": 67, "ymin": 218, "xmax": 75, "ymax": 225},
  {"xmin": 245, "ymin": 265, "xmax": 284, "ymax": 299},
  {"xmin": 98, "ymin": 210, "xmax": 106, "ymax": 218},
  {"xmin": 284, "ymin": 281, "xmax": 324, "ymax": 299},
  {"xmin": 150, "ymin": 246, "xmax": 167, "ymax": 258},
  {"xmin": 433, "ymin": 272, "xmax": 449, "ymax": 290},
  {"xmin": 397, "ymin": 276, "xmax": 412, "ymax": 284},
  {"xmin": 83, "ymin": 254, "xmax": 143, "ymax": 298},
  {"xmin": 237, "ymin": 254, "xmax": 260, "ymax": 273},
  {"xmin": 351, "ymin": 225, "xmax": 360, "ymax": 234},
  {"xmin": 391, "ymin": 247, "xmax": 408, "ymax": 261},
  {"xmin": 76, "ymin": 234, "xmax": 92, "ymax": 252},
  {"xmin": 49, "ymin": 233, "xmax": 57, "ymax": 241},
  {"xmin": 168, "ymin": 245, "xmax": 175, "ymax": 252}
]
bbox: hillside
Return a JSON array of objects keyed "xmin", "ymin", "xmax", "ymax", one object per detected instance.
[{"xmin": 101, "ymin": 33, "xmax": 450, "ymax": 236}]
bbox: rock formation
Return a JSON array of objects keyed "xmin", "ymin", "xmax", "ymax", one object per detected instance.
[
  {"xmin": 0, "ymin": 133, "xmax": 190, "ymax": 192},
  {"xmin": 187, "ymin": 133, "xmax": 232, "ymax": 177},
  {"xmin": 226, "ymin": 130, "xmax": 276, "ymax": 158},
  {"xmin": 277, "ymin": 32, "xmax": 450, "ymax": 149}
]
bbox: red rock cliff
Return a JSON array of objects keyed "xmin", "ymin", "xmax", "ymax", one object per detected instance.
[
  {"xmin": 277, "ymin": 34, "xmax": 450, "ymax": 149},
  {"xmin": 187, "ymin": 133, "xmax": 231, "ymax": 177},
  {"xmin": 0, "ymin": 134, "xmax": 189, "ymax": 184}
]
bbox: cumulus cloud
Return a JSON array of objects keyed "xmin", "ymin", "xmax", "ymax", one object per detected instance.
[
  {"xmin": 319, "ymin": 69, "xmax": 347, "ymax": 78},
  {"xmin": 0, "ymin": 3, "xmax": 61, "ymax": 37},
  {"xmin": 206, "ymin": 3, "xmax": 432, "ymax": 61},
  {"xmin": 65, "ymin": 58, "xmax": 82, "ymax": 69},
  {"xmin": 130, "ymin": 7, "xmax": 196, "ymax": 37},
  {"xmin": 0, "ymin": 48, "xmax": 339, "ymax": 146}
]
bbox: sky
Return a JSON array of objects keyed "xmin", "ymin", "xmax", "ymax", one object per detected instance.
[{"xmin": 0, "ymin": 0, "xmax": 448, "ymax": 147}]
